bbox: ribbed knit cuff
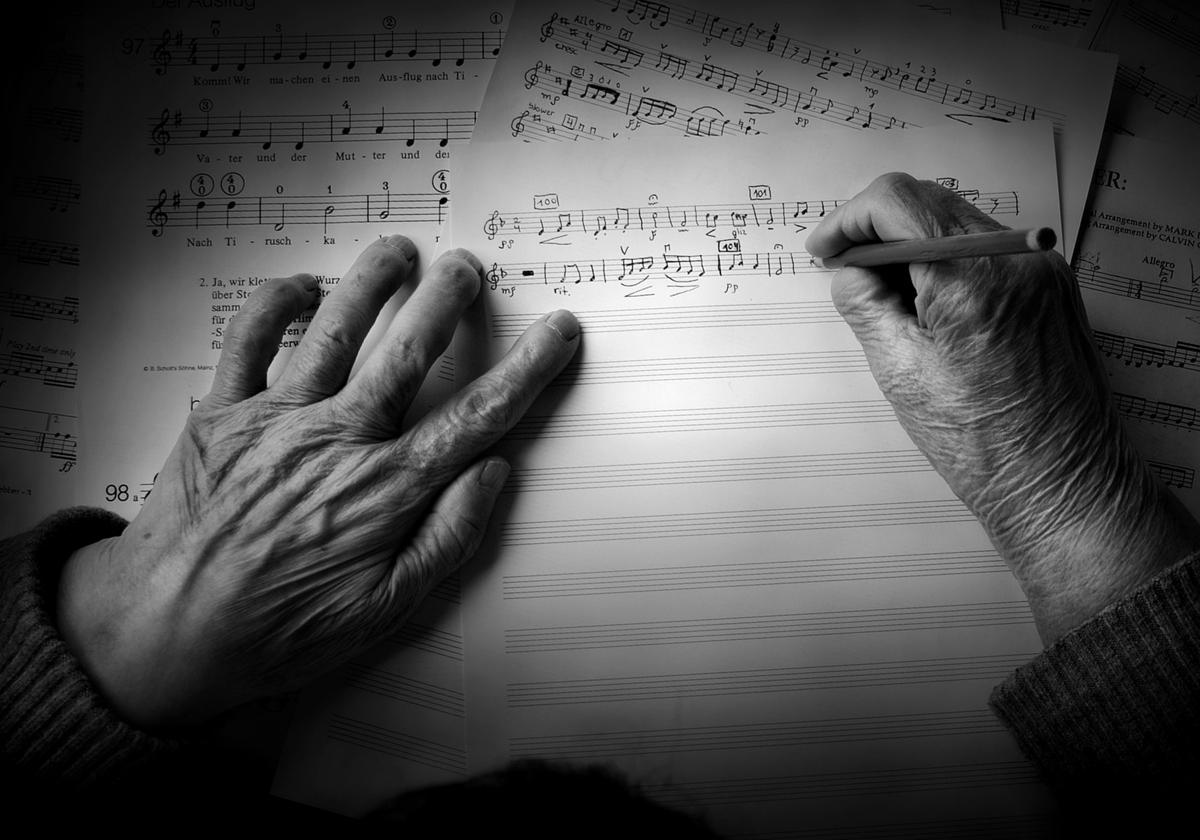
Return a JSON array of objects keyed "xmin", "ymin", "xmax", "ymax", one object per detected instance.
[
  {"xmin": 1, "ymin": 507, "xmax": 179, "ymax": 788},
  {"xmin": 989, "ymin": 549, "xmax": 1200, "ymax": 788}
]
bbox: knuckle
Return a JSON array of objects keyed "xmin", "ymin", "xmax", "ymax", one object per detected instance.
[
  {"xmin": 871, "ymin": 173, "xmax": 924, "ymax": 214},
  {"xmin": 458, "ymin": 378, "xmax": 519, "ymax": 432},
  {"xmin": 313, "ymin": 316, "xmax": 359, "ymax": 354},
  {"xmin": 387, "ymin": 331, "xmax": 428, "ymax": 370},
  {"xmin": 871, "ymin": 171, "xmax": 918, "ymax": 199},
  {"xmin": 439, "ymin": 508, "xmax": 483, "ymax": 563}
]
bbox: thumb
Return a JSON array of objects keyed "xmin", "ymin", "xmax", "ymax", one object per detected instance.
[{"xmin": 831, "ymin": 267, "xmax": 934, "ymax": 407}]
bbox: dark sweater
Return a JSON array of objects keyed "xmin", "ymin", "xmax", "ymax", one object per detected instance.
[{"xmin": 4, "ymin": 507, "xmax": 1198, "ymax": 831}]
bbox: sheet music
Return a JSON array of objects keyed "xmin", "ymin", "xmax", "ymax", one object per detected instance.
[
  {"xmin": 1078, "ymin": 134, "xmax": 1200, "ymax": 516},
  {"xmin": 1000, "ymin": 0, "xmax": 1111, "ymax": 46},
  {"xmin": 1091, "ymin": 0, "xmax": 1200, "ymax": 141},
  {"xmin": 71, "ymin": 0, "xmax": 511, "ymax": 815},
  {"xmin": 0, "ymin": 15, "xmax": 85, "ymax": 536},
  {"xmin": 917, "ymin": 0, "xmax": 1002, "ymax": 25},
  {"xmin": 452, "ymin": 121, "xmax": 1062, "ymax": 836},
  {"xmin": 472, "ymin": 0, "xmax": 1114, "ymax": 257}
]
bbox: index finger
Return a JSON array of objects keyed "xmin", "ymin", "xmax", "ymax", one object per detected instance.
[
  {"xmin": 272, "ymin": 235, "xmax": 418, "ymax": 403},
  {"xmin": 805, "ymin": 172, "xmax": 1000, "ymax": 260}
]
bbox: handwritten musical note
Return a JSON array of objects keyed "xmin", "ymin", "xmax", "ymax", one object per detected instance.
[{"xmin": 477, "ymin": 189, "xmax": 1014, "ymax": 242}]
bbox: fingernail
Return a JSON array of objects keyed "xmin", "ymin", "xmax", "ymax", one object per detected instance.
[
  {"xmin": 298, "ymin": 274, "xmax": 319, "ymax": 292},
  {"xmin": 544, "ymin": 309, "xmax": 580, "ymax": 342},
  {"xmin": 479, "ymin": 458, "xmax": 510, "ymax": 491}
]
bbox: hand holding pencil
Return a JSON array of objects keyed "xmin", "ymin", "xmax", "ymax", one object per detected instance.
[{"xmin": 807, "ymin": 173, "xmax": 1200, "ymax": 645}]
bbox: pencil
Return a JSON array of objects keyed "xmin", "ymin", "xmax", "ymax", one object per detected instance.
[{"xmin": 816, "ymin": 227, "xmax": 1057, "ymax": 269}]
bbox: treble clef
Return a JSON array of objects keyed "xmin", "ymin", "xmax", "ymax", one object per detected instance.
[
  {"xmin": 148, "ymin": 189, "xmax": 169, "ymax": 237},
  {"xmin": 539, "ymin": 13, "xmax": 558, "ymax": 42},
  {"xmin": 510, "ymin": 110, "xmax": 530, "ymax": 138},
  {"xmin": 486, "ymin": 263, "xmax": 503, "ymax": 290},
  {"xmin": 523, "ymin": 61, "xmax": 542, "ymax": 90},
  {"xmin": 483, "ymin": 210, "xmax": 503, "ymax": 240},
  {"xmin": 151, "ymin": 108, "xmax": 171, "ymax": 155},
  {"xmin": 151, "ymin": 29, "xmax": 172, "ymax": 75}
]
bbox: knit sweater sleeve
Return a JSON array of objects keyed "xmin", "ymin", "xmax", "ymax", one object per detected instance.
[
  {"xmin": 989, "ymin": 549, "xmax": 1200, "ymax": 789},
  {"xmin": 0, "ymin": 507, "xmax": 179, "ymax": 788}
]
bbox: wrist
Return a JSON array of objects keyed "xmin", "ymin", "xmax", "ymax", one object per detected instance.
[
  {"xmin": 57, "ymin": 536, "xmax": 203, "ymax": 730},
  {"xmin": 1002, "ymin": 465, "xmax": 1200, "ymax": 644},
  {"xmin": 1, "ymin": 508, "xmax": 179, "ymax": 783}
]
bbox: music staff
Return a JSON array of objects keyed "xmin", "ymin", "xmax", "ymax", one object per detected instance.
[
  {"xmin": 146, "ymin": 26, "xmax": 503, "ymax": 75},
  {"xmin": 505, "ymin": 600, "xmax": 1032, "ymax": 653},
  {"xmin": 504, "ymin": 650, "xmax": 1033, "ymax": 706},
  {"xmin": 598, "ymin": 0, "xmax": 1063, "ymax": 129},
  {"xmin": 1074, "ymin": 260, "xmax": 1200, "ymax": 311},
  {"xmin": 511, "ymin": 707, "xmax": 1006, "ymax": 761},
  {"xmin": 507, "ymin": 107, "xmax": 603, "ymax": 143},
  {"xmin": 483, "ymin": 190, "xmax": 1017, "ymax": 240},
  {"xmin": 500, "ymin": 498, "xmax": 979, "ymax": 548},
  {"xmin": 0, "ymin": 237, "xmax": 80, "ymax": 268},
  {"xmin": 1113, "ymin": 64, "xmax": 1200, "ymax": 128},
  {"xmin": 501, "ymin": 547, "xmax": 1007, "ymax": 599},
  {"xmin": 327, "ymin": 714, "xmax": 466, "ymax": 774},
  {"xmin": 0, "ymin": 350, "xmax": 77, "ymax": 389},
  {"xmin": 507, "ymin": 449, "xmax": 932, "ymax": 494},
  {"xmin": 506, "ymin": 398, "xmax": 902, "ymax": 442},
  {"xmin": 520, "ymin": 67, "xmax": 763, "ymax": 139},
  {"xmin": 150, "ymin": 107, "xmax": 477, "ymax": 154},
  {"xmin": 1118, "ymin": 0, "xmax": 1199, "ymax": 56},
  {"xmin": 643, "ymin": 761, "xmax": 1040, "ymax": 806},
  {"xmin": 1113, "ymin": 391, "xmax": 1197, "ymax": 430},
  {"xmin": 1147, "ymin": 460, "xmax": 1196, "ymax": 490},
  {"xmin": 0, "ymin": 405, "xmax": 76, "ymax": 463},
  {"xmin": 1000, "ymin": 0, "xmax": 1094, "ymax": 30},
  {"xmin": 552, "ymin": 348, "xmax": 871, "ymax": 387},
  {"xmin": 138, "ymin": 473, "xmax": 159, "ymax": 505},
  {"xmin": 485, "ymin": 250, "xmax": 817, "ymax": 294},
  {"xmin": 388, "ymin": 620, "xmax": 464, "ymax": 662},
  {"xmin": 26, "ymin": 106, "xmax": 82, "ymax": 143},
  {"xmin": 0, "ymin": 290, "xmax": 79, "ymax": 323},
  {"xmin": 490, "ymin": 302, "xmax": 846, "ymax": 339},
  {"xmin": 10, "ymin": 175, "xmax": 81, "ymax": 212},
  {"xmin": 340, "ymin": 662, "xmax": 465, "ymax": 718},
  {"xmin": 37, "ymin": 45, "xmax": 84, "ymax": 91},
  {"xmin": 1093, "ymin": 330, "xmax": 1200, "ymax": 372},
  {"xmin": 546, "ymin": 27, "xmax": 914, "ymax": 133},
  {"xmin": 146, "ymin": 189, "xmax": 449, "ymax": 235}
]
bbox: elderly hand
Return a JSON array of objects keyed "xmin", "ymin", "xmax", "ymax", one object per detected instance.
[
  {"xmin": 806, "ymin": 173, "xmax": 1200, "ymax": 644},
  {"xmin": 58, "ymin": 236, "xmax": 580, "ymax": 729}
]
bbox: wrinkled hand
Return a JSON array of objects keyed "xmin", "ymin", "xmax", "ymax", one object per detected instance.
[
  {"xmin": 59, "ymin": 236, "xmax": 580, "ymax": 728},
  {"xmin": 807, "ymin": 173, "xmax": 1200, "ymax": 643}
]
